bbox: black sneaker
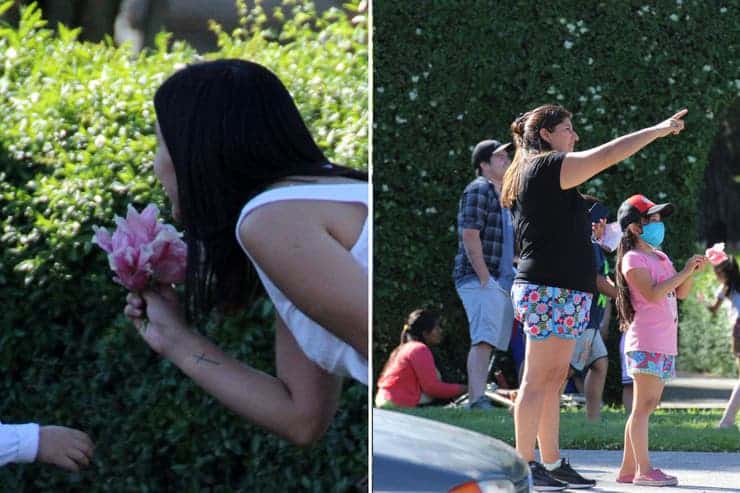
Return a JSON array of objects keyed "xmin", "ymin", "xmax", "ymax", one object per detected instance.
[
  {"xmin": 528, "ymin": 461, "xmax": 568, "ymax": 491},
  {"xmin": 548, "ymin": 457, "xmax": 597, "ymax": 489}
]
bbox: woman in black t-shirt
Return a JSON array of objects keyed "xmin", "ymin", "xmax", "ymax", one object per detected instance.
[{"xmin": 499, "ymin": 103, "xmax": 687, "ymax": 490}]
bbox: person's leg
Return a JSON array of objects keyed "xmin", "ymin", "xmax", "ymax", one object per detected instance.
[
  {"xmin": 536, "ymin": 350, "xmax": 572, "ymax": 464},
  {"xmin": 584, "ymin": 357, "xmax": 608, "ymax": 422},
  {"xmin": 467, "ymin": 342, "xmax": 493, "ymax": 404},
  {"xmin": 719, "ymin": 352, "xmax": 740, "ymax": 428},
  {"xmin": 515, "ymin": 336, "xmax": 574, "ymax": 462},
  {"xmin": 627, "ymin": 373, "xmax": 664, "ymax": 477},
  {"xmin": 719, "ymin": 380, "xmax": 740, "ymax": 428}
]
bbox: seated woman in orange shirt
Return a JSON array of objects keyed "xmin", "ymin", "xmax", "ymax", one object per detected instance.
[{"xmin": 375, "ymin": 309, "xmax": 466, "ymax": 408}]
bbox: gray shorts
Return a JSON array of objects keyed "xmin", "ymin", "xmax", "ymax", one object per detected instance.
[
  {"xmin": 570, "ymin": 328, "xmax": 608, "ymax": 372},
  {"xmin": 456, "ymin": 277, "xmax": 513, "ymax": 350}
]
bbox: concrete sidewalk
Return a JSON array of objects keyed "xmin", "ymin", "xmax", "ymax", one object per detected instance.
[{"xmin": 562, "ymin": 449, "xmax": 740, "ymax": 492}]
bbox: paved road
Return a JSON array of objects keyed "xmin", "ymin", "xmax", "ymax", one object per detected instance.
[
  {"xmin": 661, "ymin": 372, "xmax": 737, "ymax": 409},
  {"xmin": 562, "ymin": 449, "xmax": 740, "ymax": 492}
]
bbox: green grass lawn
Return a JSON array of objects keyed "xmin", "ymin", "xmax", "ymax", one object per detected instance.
[{"xmin": 394, "ymin": 406, "xmax": 740, "ymax": 452}]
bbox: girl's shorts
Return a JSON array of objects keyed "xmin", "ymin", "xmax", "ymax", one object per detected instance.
[
  {"xmin": 625, "ymin": 351, "xmax": 676, "ymax": 382},
  {"xmin": 511, "ymin": 283, "xmax": 592, "ymax": 341}
]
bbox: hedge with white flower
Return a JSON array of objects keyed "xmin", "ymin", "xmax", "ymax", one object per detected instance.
[{"xmin": 374, "ymin": 1, "xmax": 739, "ymax": 395}]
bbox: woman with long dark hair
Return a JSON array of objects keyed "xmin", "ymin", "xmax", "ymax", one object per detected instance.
[
  {"xmin": 375, "ymin": 309, "xmax": 466, "ymax": 408},
  {"xmin": 501, "ymin": 103, "xmax": 686, "ymax": 490},
  {"xmin": 124, "ymin": 59, "xmax": 367, "ymax": 445}
]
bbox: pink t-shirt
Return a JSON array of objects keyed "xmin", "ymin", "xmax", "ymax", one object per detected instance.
[{"xmin": 621, "ymin": 249, "xmax": 678, "ymax": 355}]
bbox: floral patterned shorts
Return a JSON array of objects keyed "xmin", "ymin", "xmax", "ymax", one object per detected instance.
[
  {"xmin": 510, "ymin": 283, "xmax": 592, "ymax": 340},
  {"xmin": 625, "ymin": 351, "xmax": 676, "ymax": 382}
]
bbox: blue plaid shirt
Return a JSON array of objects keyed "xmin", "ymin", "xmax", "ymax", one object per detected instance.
[{"xmin": 453, "ymin": 177, "xmax": 506, "ymax": 286}]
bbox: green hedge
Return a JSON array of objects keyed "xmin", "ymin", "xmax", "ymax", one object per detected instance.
[
  {"xmin": 373, "ymin": 1, "xmax": 740, "ymax": 397},
  {"xmin": 0, "ymin": 1, "xmax": 367, "ymax": 491}
]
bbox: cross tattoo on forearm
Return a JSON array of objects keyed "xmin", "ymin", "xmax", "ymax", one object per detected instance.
[{"xmin": 193, "ymin": 352, "xmax": 221, "ymax": 365}]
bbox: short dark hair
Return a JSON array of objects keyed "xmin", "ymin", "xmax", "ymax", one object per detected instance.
[{"xmin": 154, "ymin": 59, "xmax": 367, "ymax": 321}]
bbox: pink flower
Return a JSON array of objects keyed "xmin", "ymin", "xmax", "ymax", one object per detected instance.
[
  {"xmin": 529, "ymin": 291, "xmax": 540, "ymax": 302},
  {"xmin": 92, "ymin": 204, "xmax": 187, "ymax": 291},
  {"xmin": 706, "ymin": 242, "xmax": 728, "ymax": 266},
  {"xmin": 565, "ymin": 316, "xmax": 575, "ymax": 328}
]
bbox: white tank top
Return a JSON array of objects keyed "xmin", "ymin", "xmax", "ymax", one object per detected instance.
[{"xmin": 235, "ymin": 182, "xmax": 368, "ymax": 385}]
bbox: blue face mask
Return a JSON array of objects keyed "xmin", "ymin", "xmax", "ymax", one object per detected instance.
[{"xmin": 640, "ymin": 221, "xmax": 665, "ymax": 248}]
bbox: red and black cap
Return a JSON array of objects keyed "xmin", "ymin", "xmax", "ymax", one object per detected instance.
[{"xmin": 617, "ymin": 194, "xmax": 674, "ymax": 232}]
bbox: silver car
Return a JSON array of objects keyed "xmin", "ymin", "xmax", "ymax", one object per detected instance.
[{"xmin": 373, "ymin": 409, "xmax": 532, "ymax": 492}]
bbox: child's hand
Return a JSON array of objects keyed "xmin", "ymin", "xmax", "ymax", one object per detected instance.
[
  {"xmin": 37, "ymin": 426, "xmax": 94, "ymax": 472},
  {"xmin": 124, "ymin": 284, "xmax": 187, "ymax": 356},
  {"xmin": 683, "ymin": 254, "xmax": 708, "ymax": 274}
]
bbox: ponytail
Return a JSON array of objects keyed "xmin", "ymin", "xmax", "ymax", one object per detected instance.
[{"xmin": 615, "ymin": 228, "xmax": 639, "ymax": 331}]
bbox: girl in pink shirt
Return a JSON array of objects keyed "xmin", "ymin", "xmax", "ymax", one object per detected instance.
[
  {"xmin": 614, "ymin": 194, "xmax": 707, "ymax": 487},
  {"xmin": 375, "ymin": 309, "xmax": 466, "ymax": 408}
]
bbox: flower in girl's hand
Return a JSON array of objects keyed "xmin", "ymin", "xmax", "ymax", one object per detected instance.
[
  {"xmin": 705, "ymin": 242, "xmax": 728, "ymax": 266},
  {"xmin": 92, "ymin": 204, "xmax": 187, "ymax": 290}
]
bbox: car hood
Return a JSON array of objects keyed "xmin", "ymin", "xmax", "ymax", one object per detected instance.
[{"xmin": 373, "ymin": 409, "xmax": 529, "ymax": 491}]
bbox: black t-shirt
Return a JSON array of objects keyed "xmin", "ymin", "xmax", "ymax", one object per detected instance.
[{"xmin": 510, "ymin": 152, "xmax": 596, "ymax": 294}]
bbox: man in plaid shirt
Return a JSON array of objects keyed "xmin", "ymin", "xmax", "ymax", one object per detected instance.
[{"xmin": 453, "ymin": 139, "xmax": 515, "ymax": 409}]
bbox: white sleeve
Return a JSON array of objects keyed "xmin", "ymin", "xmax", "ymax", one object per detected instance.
[
  {"xmin": 715, "ymin": 285, "xmax": 725, "ymax": 301},
  {"xmin": 0, "ymin": 422, "xmax": 39, "ymax": 466}
]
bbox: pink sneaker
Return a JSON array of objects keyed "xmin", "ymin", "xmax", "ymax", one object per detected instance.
[
  {"xmin": 615, "ymin": 473, "xmax": 634, "ymax": 483},
  {"xmin": 633, "ymin": 468, "xmax": 678, "ymax": 487}
]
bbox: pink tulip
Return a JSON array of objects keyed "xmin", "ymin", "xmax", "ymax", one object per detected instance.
[
  {"xmin": 705, "ymin": 242, "xmax": 728, "ymax": 266},
  {"xmin": 92, "ymin": 204, "xmax": 187, "ymax": 291}
]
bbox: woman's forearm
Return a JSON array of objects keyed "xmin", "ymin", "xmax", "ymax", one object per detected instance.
[
  {"xmin": 561, "ymin": 126, "xmax": 662, "ymax": 189},
  {"xmin": 163, "ymin": 329, "xmax": 314, "ymax": 444}
]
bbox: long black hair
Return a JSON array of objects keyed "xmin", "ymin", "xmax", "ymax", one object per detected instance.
[
  {"xmin": 615, "ymin": 227, "xmax": 640, "ymax": 331},
  {"xmin": 399, "ymin": 309, "xmax": 440, "ymax": 345},
  {"xmin": 715, "ymin": 256, "xmax": 740, "ymax": 298},
  {"xmin": 379, "ymin": 309, "xmax": 440, "ymax": 379},
  {"xmin": 153, "ymin": 59, "xmax": 367, "ymax": 321}
]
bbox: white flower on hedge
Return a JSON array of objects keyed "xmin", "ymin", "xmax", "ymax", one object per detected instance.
[
  {"xmin": 411, "ymin": 75, "xmax": 419, "ymax": 83},
  {"xmin": 430, "ymin": 100, "xmax": 437, "ymax": 107},
  {"xmin": 687, "ymin": 155, "xmax": 697, "ymax": 163},
  {"xmin": 702, "ymin": 64, "xmax": 712, "ymax": 72},
  {"xmin": 449, "ymin": 225, "xmax": 455, "ymax": 233},
  {"xmin": 706, "ymin": 111, "xmax": 714, "ymax": 119},
  {"xmin": 336, "ymin": 62, "xmax": 346, "ymax": 72},
  {"xmin": 420, "ymin": 170, "xmax": 427, "ymax": 177},
  {"xmin": 557, "ymin": 94, "xmax": 564, "ymax": 100},
  {"xmin": 408, "ymin": 90, "xmax": 418, "ymax": 101},
  {"xmin": 425, "ymin": 207, "xmax": 437, "ymax": 215},
  {"xmin": 596, "ymin": 107, "xmax": 605, "ymax": 114},
  {"xmin": 377, "ymin": 86, "xmax": 384, "ymax": 93},
  {"xmin": 668, "ymin": 77, "xmax": 675, "ymax": 85},
  {"xmin": 579, "ymin": 95, "xmax": 587, "ymax": 103},
  {"xmin": 669, "ymin": 13, "xmax": 679, "ymax": 21},
  {"xmin": 456, "ymin": 113, "xmax": 464, "ymax": 121},
  {"xmin": 547, "ymin": 85, "xmax": 557, "ymax": 95},
  {"xmin": 567, "ymin": 23, "xmax": 575, "ymax": 32},
  {"xmin": 448, "ymin": 150, "xmax": 455, "ymax": 157},
  {"xmin": 658, "ymin": 164, "xmax": 666, "ymax": 171},
  {"xmin": 584, "ymin": 124, "xmax": 593, "ymax": 131},
  {"xmin": 658, "ymin": 192, "xmax": 667, "ymax": 199},
  {"xmin": 587, "ymin": 57, "xmax": 593, "ymax": 65},
  {"xmin": 381, "ymin": 184, "xmax": 389, "ymax": 192},
  {"xmin": 564, "ymin": 40, "xmax": 574, "ymax": 49},
  {"xmin": 593, "ymin": 94, "xmax": 602, "ymax": 100},
  {"xmin": 415, "ymin": 28, "xmax": 422, "ymax": 35},
  {"xmin": 395, "ymin": 115, "xmax": 407, "ymax": 124},
  {"xmin": 6, "ymin": 47, "xmax": 17, "ymax": 59},
  {"xmin": 29, "ymin": 92, "xmax": 40, "ymax": 103},
  {"xmin": 720, "ymin": 7, "xmax": 727, "ymax": 13}
]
